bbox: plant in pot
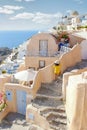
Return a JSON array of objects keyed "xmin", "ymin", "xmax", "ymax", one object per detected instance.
[{"xmin": 61, "ymin": 34, "xmax": 70, "ymax": 43}]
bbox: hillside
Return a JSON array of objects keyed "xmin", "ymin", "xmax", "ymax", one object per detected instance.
[{"xmin": 0, "ymin": 47, "xmax": 12, "ymax": 63}]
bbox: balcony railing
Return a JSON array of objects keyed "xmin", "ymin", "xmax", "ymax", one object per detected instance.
[{"xmin": 26, "ymin": 47, "xmax": 71, "ymax": 57}]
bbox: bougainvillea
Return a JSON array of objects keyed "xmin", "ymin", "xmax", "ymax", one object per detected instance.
[{"xmin": 0, "ymin": 91, "xmax": 7, "ymax": 112}]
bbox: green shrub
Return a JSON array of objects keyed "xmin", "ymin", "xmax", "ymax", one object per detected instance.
[
  {"xmin": 2, "ymin": 70, "xmax": 6, "ymax": 74},
  {"xmin": 61, "ymin": 34, "xmax": 68, "ymax": 39}
]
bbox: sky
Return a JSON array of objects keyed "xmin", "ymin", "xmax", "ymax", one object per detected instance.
[{"xmin": 0, "ymin": 0, "xmax": 87, "ymax": 30}]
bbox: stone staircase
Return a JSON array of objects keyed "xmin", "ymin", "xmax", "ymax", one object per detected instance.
[
  {"xmin": 32, "ymin": 77, "xmax": 67, "ymax": 130},
  {"xmin": 28, "ymin": 60, "xmax": 87, "ymax": 130},
  {"xmin": 40, "ymin": 106, "xmax": 67, "ymax": 130}
]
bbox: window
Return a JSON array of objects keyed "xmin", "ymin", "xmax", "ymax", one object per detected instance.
[
  {"xmin": 39, "ymin": 60, "xmax": 45, "ymax": 68},
  {"xmin": 39, "ymin": 40, "xmax": 48, "ymax": 56}
]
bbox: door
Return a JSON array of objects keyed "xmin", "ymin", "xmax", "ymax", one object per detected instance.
[
  {"xmin": 16, "ymin": 90, "xmax": 26, "ymax": 115},
  {"xmin": 39, "ymin": 40, "xmax": 48, "ymax": 56}
]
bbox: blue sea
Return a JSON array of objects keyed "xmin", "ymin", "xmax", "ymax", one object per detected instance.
[{"xmin": 0, "ymin": 30, "xmax": 39, "ymax": 49}]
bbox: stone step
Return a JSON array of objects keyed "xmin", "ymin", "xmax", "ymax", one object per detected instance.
[
  {"xmin": 49, "ymin": 119, "xmax": 67, "ymax": 129},
  {"xmin": 40, "ymin": 111, "xmax": 66, "ymax": 119},
  {"xmin": 45, "ymin": 111, "xmax": 66, "ymax": 121},
  {"xmin": 32, "ymin": 98, "xmax": 63, "ymax": 108},
  {"xmin": 36, "ymin": 94, "xmax": 63, "ymax": 100},
  {"xmin": 53, "ymin": 118, "xmax": 67, "ymax": 125},
  {"xmin": 37, "ymin": 83, "xmax": 62, "ymax": 97},
  {"xmin": 49, "ymin": 124, "xmax": 60, "ymax": 130},
  {"xmin": 40, "ymin": 105, "xmax": 65, "ymax": 115},
  {"xmin": 49, "ymin": 123, "xmax": 66, "ymax": 130},
  {"xmin": 31, "ymin": 78, "xmax": 67, "ymax": 130}
]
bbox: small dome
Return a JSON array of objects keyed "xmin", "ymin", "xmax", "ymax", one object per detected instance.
[{"xmin": 71, "ymin": 11, "xmax": 79, "ymax": 17}]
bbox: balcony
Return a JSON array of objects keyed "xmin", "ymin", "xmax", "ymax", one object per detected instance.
[{"xmin": 26, "ymin": 47, "xmax": 71, "ymax": 57}]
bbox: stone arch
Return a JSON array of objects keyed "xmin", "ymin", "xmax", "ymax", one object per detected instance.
[{"xmin": 81, "ymin": 40, "xmax": 87, "ymax": 59}]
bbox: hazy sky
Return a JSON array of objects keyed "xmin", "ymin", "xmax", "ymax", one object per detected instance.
[{"xmin": 0, "ymin": 0, "xmax": 87, "ymax": 30}]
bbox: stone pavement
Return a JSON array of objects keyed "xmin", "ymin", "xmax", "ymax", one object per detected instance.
[{"xmin": 0, "ymin": 112, "xmax": 30, "ymax": 130}]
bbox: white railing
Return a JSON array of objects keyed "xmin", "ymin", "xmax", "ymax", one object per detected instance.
[
  {"xmin": 60, "ymin": 46, "xmax": 71, "ymax": 53},
  {"xmin": 26, "ymin": 50, "xmax": 58, "ymax": 57},
  {"xmin": 26, "ymin": 47, "xmax": 71, "ymax": 57}
]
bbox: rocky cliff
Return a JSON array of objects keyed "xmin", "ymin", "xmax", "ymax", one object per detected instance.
[{"xmin": 0, "ymin": 47, "xmax": 12, "ymax": 63}]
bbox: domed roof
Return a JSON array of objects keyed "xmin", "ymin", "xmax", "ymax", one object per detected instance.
[{"xmin": 71, "ymin": 11, "xmax": 79, "ymax": 17}]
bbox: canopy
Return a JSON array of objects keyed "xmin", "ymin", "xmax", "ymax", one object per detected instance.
[{"xmin": 14, "ymin": 69, "xmax": 37, "ymax": 81}]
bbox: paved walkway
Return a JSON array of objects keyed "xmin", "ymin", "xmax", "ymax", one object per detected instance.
[{"xmin": 0, "ymin": 113, "xmax": 30, "ymax": 130}]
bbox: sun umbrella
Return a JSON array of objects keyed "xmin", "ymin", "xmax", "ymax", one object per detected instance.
[{"xmin": 14, "ymin": 69, "xmax": 37, "ymax": 81}]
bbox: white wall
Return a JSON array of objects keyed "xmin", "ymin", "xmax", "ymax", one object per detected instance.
[{"xmin": 81, "ymin": 40, "xmax": 87, "ymax": 59}]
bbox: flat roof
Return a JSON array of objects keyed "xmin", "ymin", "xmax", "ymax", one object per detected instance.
[{"xmin": 73, "ymin": 31, "xmax": 87, "ymax": 39}]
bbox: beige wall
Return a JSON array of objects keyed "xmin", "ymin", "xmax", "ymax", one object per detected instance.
[
  {"xmin": 0, "ymin": 36, "xmax": 83, "ymax": 122},
  {"xmin": 60, "ymin": 44, "xmax": 81, "ymax": 73},
  {"xmin": 0, "ymin": 107, "xmax": 10, "ymax": 122},
  {"xmin": 31, "ymin": 44, "xmax": 82, "ymax": 97},
  {"xmin": 25, "ymin": 56, "xmax": 58, "ymax": 70},
  {"xmin": 0, "ymin": 74, "xmax": 11, "ymax": 91},
  {"xmin": 17, "ymin": 62, "xmax": 26, "ymax": 72},
  {"xmin": 62, "ymin": 68, "xmax": 87, "ymax": 101},
  {"xmin": 25, "ymin": 32, "xmax": 58, "ymax": 70},
  {"xmin": 31, "ymin": 64, "xmax": 55, "ymax": 98},
  {"xmin": 27, "ymin": 33, "xmax": 57, "ymax": 53},
  {"xmin": 26, "ymin": 104, "xmax": 50, "ymax": 129},
  {"xmin": 31, "ymin": 71, "xmax": 42, "ymax": 98},
  {"xmin": 30, "ymin": 44, "xmax": 82, "ymax": 99},
  {"xmin": 64, "ymin": 72, "xmax": 87, "ymax": 130},
  {"xmin": 40, "ymin": 64, "xmax": 55, "ymax": 82},
  {"xmin": 0, "ymin": 75, "xmax": 11, "ymax": 121},
  {"xmin": 1, "ymin": 44, "xmax": 81, "ymax": 120},
  {"xmin": 4, "ymin": 83, "xmax": 34, "ymax": 113}
]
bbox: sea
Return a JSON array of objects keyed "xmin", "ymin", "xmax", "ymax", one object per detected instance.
[{"xmin": 0, "ymin": 30, "xmax": 39, "ymax": 49}]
